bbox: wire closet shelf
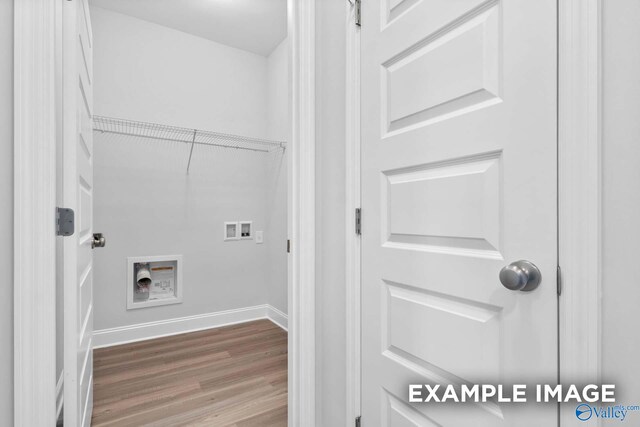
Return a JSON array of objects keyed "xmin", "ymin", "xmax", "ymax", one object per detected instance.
[{"xmin": 93, "ymin": 116, "xmax": 286, "ymax": 172}]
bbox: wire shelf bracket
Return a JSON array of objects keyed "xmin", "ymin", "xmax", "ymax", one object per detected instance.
[{"xmin": 93, "ymin": 116, "xmax": 286, "ymax": 173}]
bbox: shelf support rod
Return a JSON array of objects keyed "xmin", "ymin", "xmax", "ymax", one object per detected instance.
[{"xmin": 186, "ymin": 129, "xmax": 197, "ymax": 174}]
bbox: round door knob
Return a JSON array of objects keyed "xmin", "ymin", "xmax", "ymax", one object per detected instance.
[
  {"xmin": 499, "ymin": 260, "xmax": 541, "ymax": 292},
  {"xmin": 91, "ymin": 233, "xmax": 106, "ymax": 249}
]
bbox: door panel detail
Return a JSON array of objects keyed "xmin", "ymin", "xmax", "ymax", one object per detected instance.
[
  {"xmin": 383, "ymin": 281, "xmax": 502, "ymax": 381},
  {"xmin": 384, "ymin": 0, "xmax": 423, "ymax": 25},
  {"xmin": 64, "ymin": 0, "xmax": 95, "ymax": 425},
  {"xmin": 382, "ymin": 151, "xmax": 502, "ymax": 258},
  {"xmin": 383, "ymin": 390, "xmax": 441, "ymax": 427},
  {"xmin": 382, "ymin": 1, "xmax": 501, "ymax": 135}
]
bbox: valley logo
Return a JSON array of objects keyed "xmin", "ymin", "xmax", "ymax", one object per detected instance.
[{"xmin": 576, "ymin": 403, "xmax": 640, "ymax": 422}]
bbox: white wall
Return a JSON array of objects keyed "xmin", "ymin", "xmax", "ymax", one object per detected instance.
[
  {"xmin": 91, "ymin": 7, "xmax": 287, "ymax": 331},
  {"xmin": 94, "ymin": 141, "xmax": 270, "ymax": 329},
  {"xmin": 601, "ymin": 0, "xmax": 640, "ymax": 404},
  {"xmin": 266, "ymin": 39, "xmax": 289, "ymax": 314},
  {"xmin": 0, "ymin": 0, "xmax": 13, "ymax": 423},
  {"xmin": 91, "ymin": 7, "xmax": 268, "ymax": 136}
]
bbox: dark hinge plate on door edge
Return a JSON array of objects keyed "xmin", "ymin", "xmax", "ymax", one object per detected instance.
[
  {"xmin": 348, "ymin": 0, "xmax": 361, "ymax": 26},
  {"xmin": 56, "ymin": 207, "xmax": 75, "ymax": 236},
  {"xmin": 356, "ymin": 416, "xmax": 361, "ymax": 427},
  {"xmin": 355, "ymin": 208, "xmax": 362, "ymax": 235},
  {"xmin": 557, "ymin": 265, "xmax": 562, "ymax": 296}
]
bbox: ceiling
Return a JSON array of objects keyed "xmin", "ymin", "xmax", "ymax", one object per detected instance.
[{"xmin": 89, "ymin": 0, "xmax": 288, "ymax": 57}]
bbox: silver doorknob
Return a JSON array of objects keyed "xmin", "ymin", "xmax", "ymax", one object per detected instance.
[
  {"xmin": 91, "ymin": 233, "xmax": 106, "ymax": 249},
  {"xmin": 499, "ymin": 260, "xmax": 541, "ymax": 292}
]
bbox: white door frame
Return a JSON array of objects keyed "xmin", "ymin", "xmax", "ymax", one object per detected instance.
[
  {"xmin": 288, "ymin": 0, "xmax": 317, "ymax": 425},
  {"xmin": 344, "ymin": 0, "xmax": 603, "ymax": 425},
  {"xmin": 558, "ymin": 0, "xmax": 602, "ymax": 426},
  {"xmin": 13, "ymin": 0, "xmax": 318, "ymax": 425},
  {"xmin": 13, "ymin": 0, "xmax": 57, "ymax": 425},
  {"xmin": 344, "ymin": 1, "xmax": 361, "ymax": 426}
]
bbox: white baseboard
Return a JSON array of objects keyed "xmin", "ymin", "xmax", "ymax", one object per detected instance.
[
  {"xmin": 93, "ymin": 304, "xmax": 288, "ymax": 348},
  {"xmin": 267, "ymin": 305, "xmax": 288, "ymax": 331},
  {"xmin": 56, "ymin": 371, "xmax": 63, "ymax": 420}
]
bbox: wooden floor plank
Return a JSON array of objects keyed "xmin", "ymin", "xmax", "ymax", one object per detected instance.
[{"xmin": 91, "ymin": 319, "xmax": 288, "ymax": 426}]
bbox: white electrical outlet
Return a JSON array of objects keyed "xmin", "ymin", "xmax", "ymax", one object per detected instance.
[{"xmin": 256, "ymin": 231, "xmax": 264, "ymax": 244}]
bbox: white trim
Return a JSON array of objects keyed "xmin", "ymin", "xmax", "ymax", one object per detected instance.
[
  {"xmin": 558, "ymin": 0, "xmax": 602, "ymax": 426},
  {"xmin": 13, "ymin": 0, "xmax": 58, "ymax": 425},
  {"xmin": 56, "ymin": 372, "xmax": 64, "ymax": 420},
  {"xmin": 345, "ymin": 2, "xmax": 361, "ymax": 426},
  {"xmin": 268, "ymin": 305, "xmax": 289, "ymax": 331},
  {"xmin": 289, "ymin": 0, "xmax": 316, "ymax": 425},
  {"xmin": 93, "ymin": 304, "xmax": 288, "ymax": 348}
]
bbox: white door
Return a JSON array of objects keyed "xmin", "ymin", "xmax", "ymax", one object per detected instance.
[
  {"xmin": 361, "ymin": 0, "xmax": 557, "ymax": 425},
  {"xmin": 62, "ymin": 0, "xmax": 95, "ymax": 425}
]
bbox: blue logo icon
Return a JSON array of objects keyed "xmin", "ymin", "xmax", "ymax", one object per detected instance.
[{"xmin": 576, "ymin": 404, "xmax": 593, "ymax": 421}]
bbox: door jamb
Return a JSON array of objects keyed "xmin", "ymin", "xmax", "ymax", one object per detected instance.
[
  {"xmin": 289, "ymin": 0, "xmax": 317, "ymax": 425},
  {"xmin": 558, "ymin": 0, "xmax": 602, "ymax": 426},
  {"xmin": 14, "ymin": 0, "xmax": 318, "ymax": 425},
  {"xmin": 345, "ymin": 1, "xmax": 361, "ymax": 426},
  {"xmin": 13, "ymin": 0, "xmax": 58, "ymax": 424}
]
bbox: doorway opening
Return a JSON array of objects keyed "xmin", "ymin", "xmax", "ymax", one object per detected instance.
[{"xmin": 57, "ymin": 1, "xmax": 291, "ymax": 425}]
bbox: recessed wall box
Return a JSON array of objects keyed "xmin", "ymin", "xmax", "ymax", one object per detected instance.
[
  {"xmin": 225, "ymin": 222, "xmax": 239, "ymax": 241},
  {"xmin": 127, "ymin": 255, "xmax": 183, "ymax": 309},
  {"xmin": 240, "ymin": 221, "xmax": 253, "ymax": 239}
]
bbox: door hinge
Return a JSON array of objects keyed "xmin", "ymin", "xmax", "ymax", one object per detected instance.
[
  {"xmin": 355, "ymin": 208, "xmax": 362, "ymax": 235},
  {"xmin": 349, "ymin": 0, "xmax": 361, "ymax": 26},
  {"xmin": 287, "ymin": 239, "xmax": 291, "ymax": 253},
  {"xmin": 557, "ymin": 265, "xmax": 562, "ymax": 296},
  {"xmin": 56, "ymin": 207, "xmax": 75, "ymax": 237},
  {"xmin": 355, "ymin": 415, "xmax": 361, "ymax": 427}
]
